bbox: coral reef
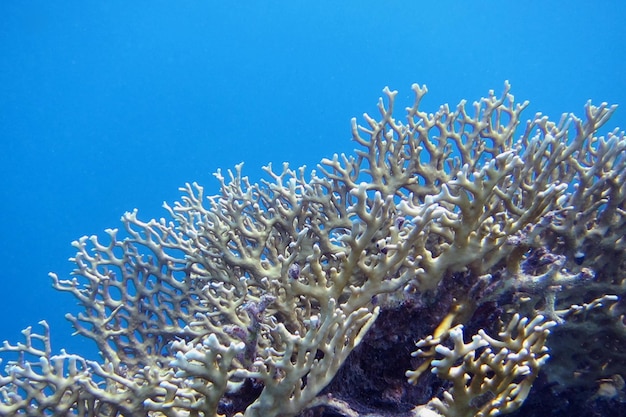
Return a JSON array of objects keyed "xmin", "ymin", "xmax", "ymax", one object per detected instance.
[{"xmin": 1, "ymin": 83, "xmax": 625, "ymax": 417}]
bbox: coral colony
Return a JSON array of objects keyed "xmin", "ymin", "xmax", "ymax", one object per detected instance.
[{"xmin": 1, "ymin": 83, "xmax": 625, "ymax": 417}]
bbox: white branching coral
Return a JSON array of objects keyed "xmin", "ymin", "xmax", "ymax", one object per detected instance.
[
  {"xmin": 0, "ymin": 322, "xmax": 98, "ymax": 416},
  {"xmin": 1, "ymin": 82, "xmax": 624, "ymax": 417},
  {"xmin": 410, "ymin": 314, "xmax": 555, "ymax": 417}
]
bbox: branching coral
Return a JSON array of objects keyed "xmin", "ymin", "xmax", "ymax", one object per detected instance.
[
  {"xmin": 1, "ymin": 82, "xmax": 624, "ymax": 417},
  {"xmin": 410, "ymin": 314, "xmax": 555, "ymax": 417}
]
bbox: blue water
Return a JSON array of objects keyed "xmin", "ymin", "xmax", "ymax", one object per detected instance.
[{"xmin": 1, "ymin": 1, "xmax": 625, "ymax": 363}]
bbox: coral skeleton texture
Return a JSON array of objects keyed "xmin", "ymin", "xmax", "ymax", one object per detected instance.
[{"xmin": 1, "ymin": 83, "xmax": 625, "ymax": 417}]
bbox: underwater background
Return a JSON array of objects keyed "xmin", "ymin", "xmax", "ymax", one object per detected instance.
[{"xmin": 1, "ymin": 0, "xmax": 625, "ymax": 376}]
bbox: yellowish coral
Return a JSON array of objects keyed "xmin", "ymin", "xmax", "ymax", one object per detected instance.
[
  {"xmin": 410, "ymin": 314, "xmax": 555, "ymax": 417},
  {"xmin": 1, "ymin": 82, "xmax": 624, "ymax": 416}
]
